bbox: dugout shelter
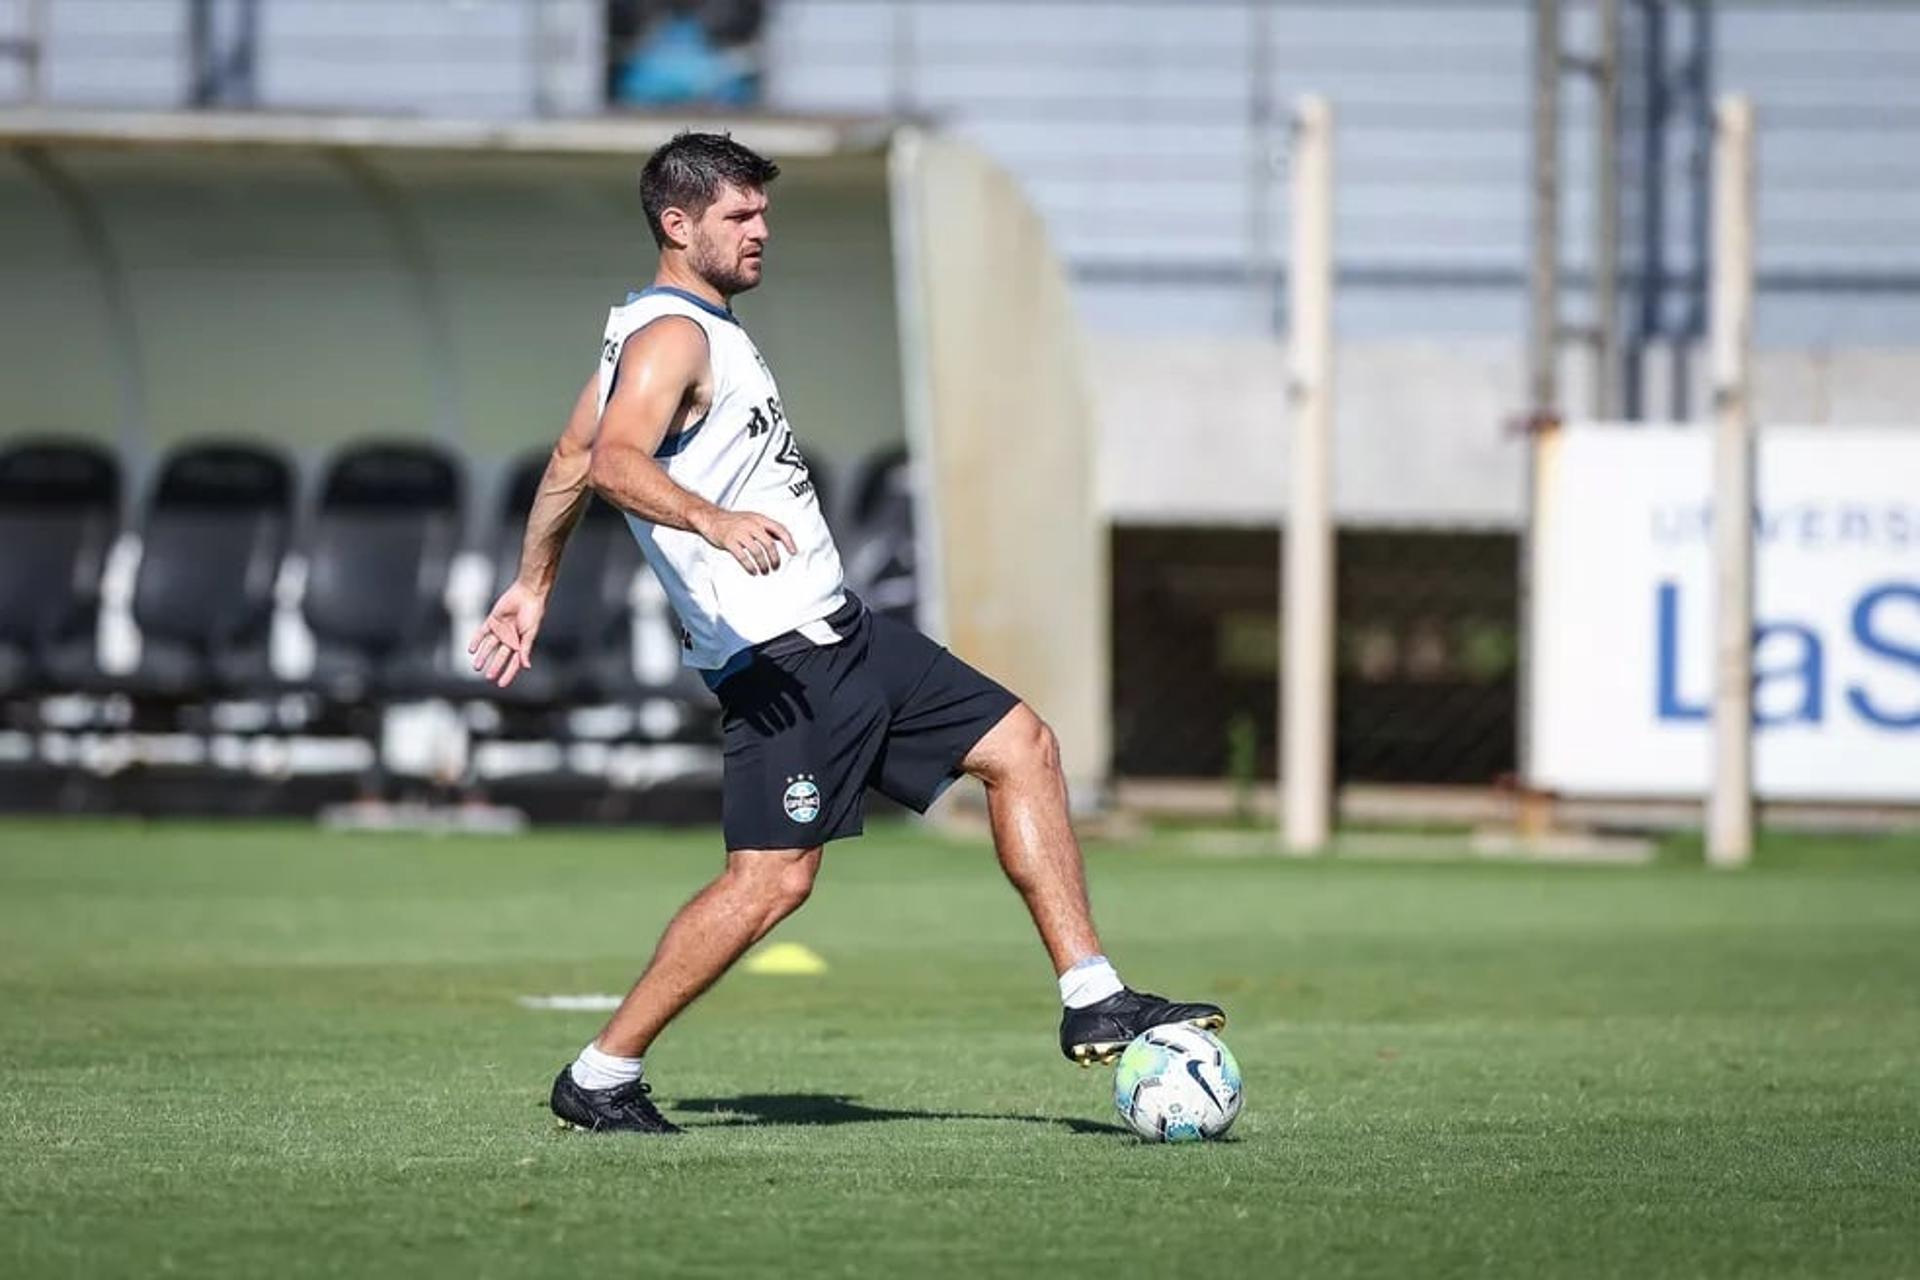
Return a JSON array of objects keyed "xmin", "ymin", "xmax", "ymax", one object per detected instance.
[{"xmin": 0, "ymin": 109, "xmax": 1108, "ymax": 800}]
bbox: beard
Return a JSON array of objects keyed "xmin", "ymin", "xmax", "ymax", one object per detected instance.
[{"xmin": 690, "ymin": 235, "xmax": 762, "ymax": 297}]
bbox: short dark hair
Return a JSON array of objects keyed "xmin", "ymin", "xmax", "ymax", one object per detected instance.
[{"xmin": 638, "ymin": 131, "xmax": 780, "ymax": 249}]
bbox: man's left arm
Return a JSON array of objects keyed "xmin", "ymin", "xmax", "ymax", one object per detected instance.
[{"xmin": 467, "ymin": 370, "xmax": 600, "ymax": 686}]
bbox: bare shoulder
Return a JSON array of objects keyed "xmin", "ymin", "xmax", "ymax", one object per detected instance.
[{"xmin": 620, "ymin": 314, "xmax": 709, "ymax": 380}]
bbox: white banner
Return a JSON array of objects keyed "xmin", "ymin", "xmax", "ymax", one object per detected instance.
[{"xmin": 1530, "ymin": 425, "xmax": 1920, "ymax": 800}]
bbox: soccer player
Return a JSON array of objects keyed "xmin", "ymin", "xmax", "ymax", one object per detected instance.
[{"xmin": 469, "ymin": 132, "xmax": 1225, "ymax": 1134}]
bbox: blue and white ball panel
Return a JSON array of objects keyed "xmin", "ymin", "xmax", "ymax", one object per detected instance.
[{"xmin": 1114, "ymin": 1024, "xmax": 1244, "ymax": 1143}]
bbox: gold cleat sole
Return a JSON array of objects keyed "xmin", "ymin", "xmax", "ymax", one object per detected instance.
[{"xmin": 1071, "ymin": 1042, "xmax": 1126, "ymax": 1068}]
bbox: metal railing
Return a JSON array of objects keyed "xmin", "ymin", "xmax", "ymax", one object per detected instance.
[
  {"xmin": 0, "ymin": 0, "xmax": 603, "ymax": 118},
  {"xmin": 0, "ymin": 0, "xmax": 46, "ymax": 100}
]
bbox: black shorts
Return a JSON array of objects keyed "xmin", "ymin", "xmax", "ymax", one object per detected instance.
[{"xmin": 710, "ymin": 597, "xmax": 1020, "ymax": 851}]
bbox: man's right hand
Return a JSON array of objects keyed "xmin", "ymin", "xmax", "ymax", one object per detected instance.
[
  {"xmin": 468, "ymin": 580, "xmax": 547, "ymax": 688},
  {"xmin": 696, "ymin": 508, "xmax": 798, "ymax": 575}
]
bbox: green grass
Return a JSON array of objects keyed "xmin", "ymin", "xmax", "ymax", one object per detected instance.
[{"xmin": 2, "ymin": 819, "xmax": 1917, "ymax": 1279}]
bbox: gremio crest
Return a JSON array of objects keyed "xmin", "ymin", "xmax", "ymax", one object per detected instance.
[{"xmin": 782, "ymin": 775, "xmax": 821, "ymax": 823}]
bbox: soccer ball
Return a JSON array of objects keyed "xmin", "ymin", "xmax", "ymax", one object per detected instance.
[{"xmin": 1113, "ymin": 1024, "xmax": 1243, "ymax": 1143}]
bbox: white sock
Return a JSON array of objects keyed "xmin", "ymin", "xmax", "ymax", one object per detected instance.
[
  {"xmin": 569, "ymin": 1042, "xmax": 643, "ymax": 1091},
  {"xmin": 1058, "ymin": 955, "xmax": 1125, "ymax": 1009}
]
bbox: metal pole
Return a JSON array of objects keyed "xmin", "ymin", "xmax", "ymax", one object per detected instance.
[
  {"xmin": 1249, "ymin": 0, "xmax": 1279, "ymax": 334},
  {"xmin": 1282, "ymin": 95, "xmax": 1335, "ymax": 854},
  {"xmin": 1707, "ymin": 95, "xmax": 1755, "ymax": 868},
  {"xmin": 526, "ymin": 0, "xmax": 551, "ymax": 117},
  {"xmin": 1677, "ymin": 0, "xmax": 1716, "ymax": 421},
  {"xmin": 22, "ymin": 0, "xmax": 47, "ymax": 103},
  {"xmin": 1594, "ymin": 0, "xmax": 1622, "ymax": 419},
  {"xmin": 188, "ymin": 0, "xmax": 212, "ymax": 107},
  {"xmin": 238, "ymin": 0, "xmax": 260, "ymax": 107},
  {"xmin": 1528, "ymin": 0, "xmax": 1561, "ymax": 420},
  {"xmin": 890, "ymin": 4, "xmax": 916, "ymax": 116},
  {"xmin": 1627, "ymin": 0, "xmax": 1666, "ymax": 422},
  {"xmin": 1516, "ymin": 0, "xmax": 1561, "ymax": 824}
]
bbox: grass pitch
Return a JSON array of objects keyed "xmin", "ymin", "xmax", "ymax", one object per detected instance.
[{"xmin": 2, "ymin": 818, "xmax": 1917, "ymax": 1278}]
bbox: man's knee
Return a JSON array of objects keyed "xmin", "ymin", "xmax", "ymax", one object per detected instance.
[
  {"xmin": 774, "ymin": 854, "xmax": 818, "ymax": 912},
  {"xmin": 971, "ymin": 703, "xmax": 1062, "ymax": 787},
  {"xmin": 724, "ymin": 848, "xmax": 820, "ymax": 915}
]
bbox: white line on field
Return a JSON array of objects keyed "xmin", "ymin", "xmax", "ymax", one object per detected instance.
[{"xmin": 517, "ymin": 994, "xmax": 623, "ymax": 1011}]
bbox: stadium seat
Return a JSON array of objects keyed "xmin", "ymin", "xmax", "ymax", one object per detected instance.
[
  {"xmin": 106, "ymin": 443, "xmax": 293, "ymax": 700},
  {"xmin": 0, "ymin": 440, "xmax": 120, "ymax": 699},
  {"xmin": 462, "ymin": 468, "xmax": 716, "ymax": 796},
  {"xmin": 463, "ymin": 454, "xmax": 632, "ymax": 709},
  {"xmin": 584, "ymin": 529, "xmax": 719, "ymax": 742},
  {"xmin": 300, "ymin": 442, "xmax": 462, "ymax": 703}
]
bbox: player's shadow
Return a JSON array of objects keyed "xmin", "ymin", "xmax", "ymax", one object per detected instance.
[{"xmin": 676, "ymin": 1092, "xmax": 1127, "ymax": 1136}]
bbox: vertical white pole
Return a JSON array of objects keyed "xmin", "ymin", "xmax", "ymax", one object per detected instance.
[
  {"xmin": 1283, "ymin": 96, "xmax": 1335, "ymax": 854},
  {"xmin": 1517, "ymin": 0, "xmax": 1561, "ymax": 823},
  {"xmin": 1707, "ymin": 95, "xmax": 1756, "ymax": 868}
]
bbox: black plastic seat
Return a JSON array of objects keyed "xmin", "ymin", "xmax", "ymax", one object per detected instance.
[
  {"xmin": 584, "ymin": 530, "xmax": 718, "ymax": 741},
  {"xmin": 300, "ymin": 443, "xmax": 462, "ymax": 703},
  {"xmin": 0, "ymin": 440, "xmax": 119, "ymax": 697},
  {"xmin": 106, "ymin": 443, "xmax": 293, "ymax": 700},
  {"xmin": 465, "ymin": 455, "xmax": 631, "ymax": 708}
]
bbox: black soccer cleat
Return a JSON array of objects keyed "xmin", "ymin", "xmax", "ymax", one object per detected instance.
[
  {"xmin": 549, "ymin": 1066, "xmax": 683, "ymax": 1134},
  {"xmin": 1060, "ymin": 988, "xmax": 1227, "ymax": 1067}
]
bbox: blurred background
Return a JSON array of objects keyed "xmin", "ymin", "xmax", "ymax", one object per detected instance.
[{"xmin": 0, "ymin": 0, "xmax": 1914, "ymax": 829}]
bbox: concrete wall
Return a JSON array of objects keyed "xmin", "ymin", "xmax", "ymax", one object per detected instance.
[
  {"xmin": 1093, "ymin": 337, "xmax": 1920, "ymax": 529},
  {"xmin": 894, "ymin": 132, "xmax": 1108, "ymax": 793}
]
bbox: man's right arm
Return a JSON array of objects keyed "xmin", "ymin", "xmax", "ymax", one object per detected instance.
[
  {"xmin": 510, "ymin": 371, "xmax": 599, "ymax": 598},
  {"xmin": 470, "ymin": 316, "xmax": 796, "ymax": 688},
  {"xmin": 588, "ymin": 317, "xmax": 795, "ymax": 575},
  {"xmin": 468, "ymin": 370, "xmax": 600, "ymax": 686}
]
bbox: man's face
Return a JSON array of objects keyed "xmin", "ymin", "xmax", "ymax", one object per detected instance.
[{"xmin": 684, "ymin": 182, "xmax": 769, "ymax": 295}]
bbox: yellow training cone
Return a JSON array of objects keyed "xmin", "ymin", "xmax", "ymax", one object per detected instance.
[{"xmin": 743, "ymin": 942, "xmax": 828, "ymax": 976}]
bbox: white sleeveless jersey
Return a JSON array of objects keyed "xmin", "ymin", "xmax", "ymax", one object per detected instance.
[{"xmin": 596, "ymin": 286, "xmax": 846, "ymax": 669}]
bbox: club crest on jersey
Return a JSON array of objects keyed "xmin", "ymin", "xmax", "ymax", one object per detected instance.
[{"xmin": 782, "ymin": 775, "xmax": 821, "ymax": 824}]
